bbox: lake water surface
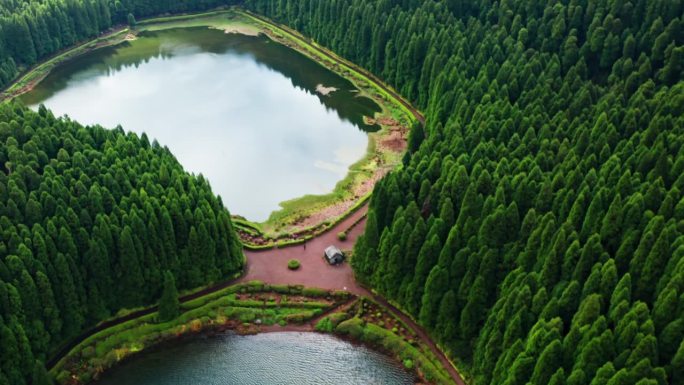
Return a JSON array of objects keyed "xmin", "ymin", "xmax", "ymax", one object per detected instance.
[
  {"xmin": 22, "ymin": 27, "xmax": 380, "ymax": 221},
  {"xmin": 93, "ymin": 332, "xmax": 414, "ymax": 385}
]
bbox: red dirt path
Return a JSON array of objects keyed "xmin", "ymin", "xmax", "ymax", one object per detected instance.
[
  {"xmin": 239, "ymin": 205, "xmax": 369, "ymax": 295},
  {"xmin": 238, "ymin": 203, "xmax": 467, "ymax": 385}
]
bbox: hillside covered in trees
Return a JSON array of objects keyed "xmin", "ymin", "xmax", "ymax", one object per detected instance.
[
  {"xmin": 0, "ymin": 101, "xmax": 244, "ymax": 384},
  {"xmin": 2, "ymin": 0, "xmax": 684, "ymax": 384},
  {"xmin": 245, "ymin": 0, "xmax": 684, "ymax": 384}
]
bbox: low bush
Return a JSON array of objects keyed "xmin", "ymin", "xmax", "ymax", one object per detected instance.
[
  {"xmin": 335, "ymin": 317, "xmax": 365, "ymax": 339},
  {"xmin": 302, "ymin": 287, "xmax": 327, "ymax": 297},
  {"xmin": 337, "ymin": 232, "xmax": 347, "ymax": 241},
  {"xmin": 284, "ymin": 310, "xmax": 317, "ymax": 324},
  {"xmin": 334, "ymin": 317, "xmax": 453, "ymax": 384},
  {"xmin": 224, "ymin": 306, "xmax": 259, "ymax": 323},
  {"xmin": 288, "ymin": 259, "xmax": 301, "ymax": 270},
  {"xmin": 331, "ymin": 290, "xmax": 352, "ymax": 300},
  {"xmin": 81, "ymin": 346, "xmax": 96, "ymax": 359},
  {"xmin": 327, "ymin": 312, "xmax": 350, "ymax": 327},
  {"xmin": 315, "ymin": 317, "xmax": 334, "ymax": 333},
  {"xmin": 270, "ymin": 284, "xmax": 291, "ymax": 294}
]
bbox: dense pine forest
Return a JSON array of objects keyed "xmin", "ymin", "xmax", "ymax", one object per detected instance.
[
  {"xmin": 2, "ymin": 0, "xmax": 684, "ymax": 384},
  {"xmin": 245, "ymin": 0, "xmax": 684, "ymax": 384},
  {"xmin": 0, "ymin": 101, "xmax": 244, "ymax": 384}
]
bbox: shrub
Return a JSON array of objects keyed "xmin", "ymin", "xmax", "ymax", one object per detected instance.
[
  {"xmin": 403, "ymin": 359, "xmax": 414, "ymax": 370},
  {"xmin": 362, "ymin": 323, "xmax": 387, "ymax": 344},
  {"xmin": 328, "ymin": 312, "xmax": 350, "ymax": 327},
  {"xmin": 315, "ymin": 317, "xmax": 334, "ymax": 332},
  {"xmin": 284, "ymin": 311, "xmax": 316, "ymax": 324},
  {"xmin": 271, "ymin": 285, "xmax": 290, "ymax": 294},
  {"xmin": 331, "ymin": 290, "xmax": 351, "ymax": 300},
  {"xmin": 288, "ymin": 259, "xmax": 301, "ymax": 270},
  {"xmin": 337, "ymin": 232, "xmax": 347, "ymax": 241},
  {"xmin": 56, "ymin": 371, "xmax": 71, "ymax": 384},
  {"xmin": 79, "ymin": 371, "xmax": 93, "ymax": 384},
  {"xmin": 81, "ymin": 346, "xmax": 96, "ymax": 359},
  {"xmin": 246, "ymin": 282, "xmax": 265, "ymax": 292},
  {"xmin": 302, "ymin": 287, "xmax": 327, "ymax": 297},
  {"xmin": 336, "ymin": 317, "xmax": 365, "ymax": 339}
]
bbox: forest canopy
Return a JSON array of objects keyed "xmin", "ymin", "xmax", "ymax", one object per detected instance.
[
  {"xmin": 244, "ymin": 0, "xmax": 684, "ymax": 384},
  {"xmin": 1, "ymin": 0, "xmax": 684, "ymax": 385}
]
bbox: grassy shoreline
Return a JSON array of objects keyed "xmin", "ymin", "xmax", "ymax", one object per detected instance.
[
  {"xmin": 50, "ymin": 282, "xmax": 347, "ymax": 383},
  {"xmin": 2, "ymin": 8, "xmax": 413, "ymax": 242},
  {"xmin": 51, "ymin": 281, "xmax": 454, "ymax": 385},
  {"xmin": 0, "ymin": 28, "xmax": 130, "ymax": 101}
]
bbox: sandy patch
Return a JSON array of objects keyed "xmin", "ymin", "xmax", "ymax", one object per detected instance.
[
  {"xmin": 366, "ymin": 117, "xmax": 408, "ymax": 153},
  {"xmin": 378, "ymin": 129, "xmax": 407, "ymax": 152},
  {"xmin": 293, "ymin": 200, "xmax": 357, "ymax": 230},
  {"xmin": 353, "ymin": 167, "xmax": 390, "ymax": 197},
  {"xmin": 288, "ymin": 167, "xmax": 387, "ymax": 231},
  {"xmin": 214, "ymin": 25, "xmax": 261, "ymax": 36},
  {"xmin": 316, "ymin": 84, "xmax": 338, "ymax": 96},
  {"xmin": 124, "ymin": 33, "xmax": 137, "ymax": 41}
]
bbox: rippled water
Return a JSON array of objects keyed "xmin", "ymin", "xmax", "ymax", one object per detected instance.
[
  {"xmin": 22, "ymin": 27, "xmax": 380, "ymax": 221},
  {"xmin": 93, "ymin": 332, "xmax": 414, "ymax": 385}
]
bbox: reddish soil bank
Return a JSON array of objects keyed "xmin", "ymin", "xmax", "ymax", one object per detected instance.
[{"xmin": 239, "ymin": 205, "xmax": 369, "ymax": 295}]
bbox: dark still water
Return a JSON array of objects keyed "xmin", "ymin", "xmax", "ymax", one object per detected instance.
[
  {"xmin": 94, "ymin": 332, "xmax": 414, "ymax": 385},
  {"xmin": 22, "ymin": 27, "xmax": 380, "ymax": 221}
]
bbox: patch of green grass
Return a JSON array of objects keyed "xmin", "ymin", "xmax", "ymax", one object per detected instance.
[
  {"xmin": 334, "ymin": 319, "xmax": 454, "ymax": 385},
  {"xmin": 138, "ymin": 10, "xmax": 260, "ymax": 35},
  {"xmin": 315, "ymin": 317, "xmax": 334, "ymax": 333},
  {"xmin": 51, "ymin": 283, "xmax": 336, "ymax": 384}
]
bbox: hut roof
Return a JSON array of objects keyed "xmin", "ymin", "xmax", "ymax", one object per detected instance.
[{"xmin": 325, "ymin": 245, "xmax": 343, "ymax": 259}]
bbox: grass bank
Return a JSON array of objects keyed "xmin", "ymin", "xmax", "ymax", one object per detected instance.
[
  {"xmin": 0, "ymin": 28, "xmax": 130, "ymax": 101},
  {"xmin": 50, "ymin": 281, "xmax": 352, "ymax": 384},
  {"xmin": 317, "ymin": 297, "xmax": 456, "ymax": 385},
  {"xmin": 51, "ymin": 281, "xmax": 453, "ymax": 385}
]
